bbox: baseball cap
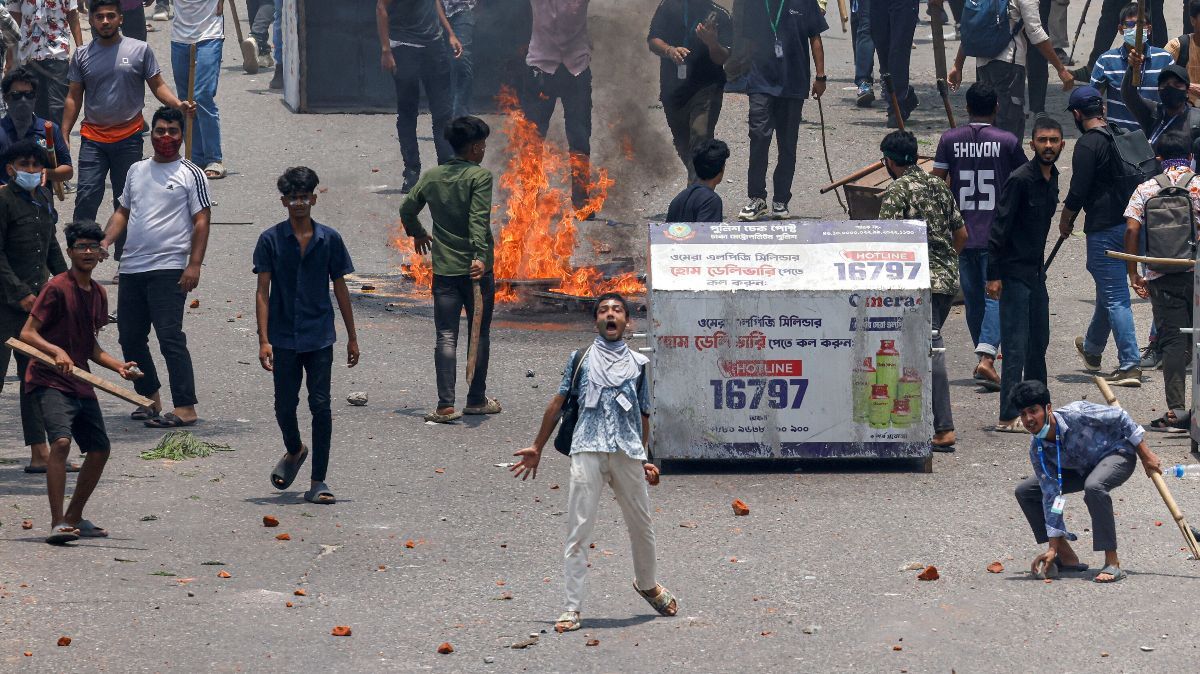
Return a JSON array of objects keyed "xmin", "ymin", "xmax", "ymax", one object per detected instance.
[
  {"xmin": 1159, "ymin": 64, "xmax": 1190, "ymax": 86},
  {"xmin": 1066, "ymin": 85, "xmax": 1103, "ymax": 112}
]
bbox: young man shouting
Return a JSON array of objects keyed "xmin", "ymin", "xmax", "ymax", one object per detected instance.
[
  {"xmin": 1010, "ymin": 380, "xmax": 1162, "ymax": 583},
  {"xmin": 511, "ymin": 293, "xmax": 678, "ymax": 633},
  {"xmin": 256, "ymin": 166, "xmax": 359, "ymax": 505},
  {"xmin": 20, "ymin": 220, "xmax": 142, "ymax": 544}
]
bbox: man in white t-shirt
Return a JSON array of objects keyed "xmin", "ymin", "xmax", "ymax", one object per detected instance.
[
  {"xmin": 170, "ymin": 0, "xmax": 225, "ymax": 179},
  {"xmin": 100, "ymin": 106, "xmax": 211, "ymax": 428}
]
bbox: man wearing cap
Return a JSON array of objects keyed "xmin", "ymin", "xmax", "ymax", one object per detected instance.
[
  {"xmin": 1122, "ymin": 56, "xmax": 1200, "ymax": 146},
  {"xmin": 1090, "ymin": 4, "xmax": 1172, "ymax": 133},
  {"xmin": 1060, "ymin": 85, "xmax": 1143, "ymax": 388}
]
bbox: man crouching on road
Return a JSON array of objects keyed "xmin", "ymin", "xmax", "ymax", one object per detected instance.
[
  {"xmin": 1011, "ymin": 380, "xmax": 1163, "ymax": 583},
  {"xmin": 510, "ymin": 292, "xmax": 678, "ymax": 633}
]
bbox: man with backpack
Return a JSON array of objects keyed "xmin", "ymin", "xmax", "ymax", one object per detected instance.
[
  {"xmin": 948, "ymin": 0, "xmax": 1074, "ymax": 141},
  {"xmin": 509, "ymin": 293, "xmax": 679, "ymax": 634},
  {"xmin": 1163, "ymin": 0, "xmax": 1200, "ymax": 105},
  {"xmin": 1124, "ymin": 130, "xmax": 1197, "ymax": 431},
  {"xmin": 1060, "ymin": 86, "xmax": 1145, "ymax": 387}
]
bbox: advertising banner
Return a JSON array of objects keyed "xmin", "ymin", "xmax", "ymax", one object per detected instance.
[{"xmin": 648, "ymin": 220, "xmax": 933, "ymax": 461}]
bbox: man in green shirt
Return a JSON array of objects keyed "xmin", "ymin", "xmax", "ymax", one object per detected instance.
[
  {"xmin": 878, "ymin": 129, "xmax": 967, "ymax": 451},
  {"xmin": 399, "ymin": 115, "xmax": 499, "ymax": 423}
]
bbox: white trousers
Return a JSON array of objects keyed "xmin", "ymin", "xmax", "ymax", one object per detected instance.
[{"xmin": 563, "ymin": 451, "xmax": 657, "ymax": 613}]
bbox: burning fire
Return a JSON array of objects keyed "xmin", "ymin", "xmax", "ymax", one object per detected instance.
[{"xmin": 390, "ymin": 86, "xmax": 645, "ymax": 302}]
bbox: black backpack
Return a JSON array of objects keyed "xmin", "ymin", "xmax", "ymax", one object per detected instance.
[
  {"xmin": 1141, "ymin": 170, "xmax": 1198, "ymax": 273},
  {"xmin": 1179, "ymin": 34, "xmax": 1191, "ymax": 67},
  {"xmin": 553, "ymin": 346, "xmax": 648, "ymax": 455},
  {"xmin": 1095, "ymin": 124, "xmax": 1160, "ymax": 202}
]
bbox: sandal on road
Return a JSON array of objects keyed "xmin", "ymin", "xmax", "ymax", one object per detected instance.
[
  {"xmin": 423, "ymin": 410, "xmax": 463, "ymax": 423},
  {"xmin": 46, "ymin": 523, "xmax": 79, "ymax": 545},
  {"xmin": 464, "ymin": 398, "xmax": 502, "ymax": 415},
  {"xmin": 1149, "ymin": 411, "xmax": 1189, "ymax": 434},
  {"xmin": 204, "ymin": 162, "xmax": 227, "ymax": 179},
  {"xmin": 144, "ymin": 412, "xmax": 197, "ymax": 428},
  {"xmin": 635, "ymin": 582, "xmax": 678, "ymax": 617},
  {"xmin": 270, "ymin": 445, "xmax": 308, "ymax": 490},
  {"xmin": 1094, "ymin": 564, "xmax": 1127, "ymax": 583},
  {"xmin": 304, "ymin": 481, "xmax": 335, "ymax": 504},
  {"xmin": 131, "ymin": 405, "xmax": 160, "ymax": 421},
  {"xmin": 554, "ymin": 611, "xmax": 581, "ymax": 632},
  {"xmin": 25, "ymin": 463, "xmax": 80, "ymax": 473},
  {"xmin": 994, "ymin": 419, "xmax": 1028, "ymax": 433},
  {"xmin": 75, "ymin": 519, "xmax": 109, "ymax": 538}
]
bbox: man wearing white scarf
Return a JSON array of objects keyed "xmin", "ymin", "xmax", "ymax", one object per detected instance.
[{"xmin": 511, "ymin": 293, "xmax": 678, "ymax": 633}]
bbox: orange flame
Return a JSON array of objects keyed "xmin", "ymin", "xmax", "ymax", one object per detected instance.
[{"xmin": 390, "ymin": 86, "xmax": 645, "ymax": 302}]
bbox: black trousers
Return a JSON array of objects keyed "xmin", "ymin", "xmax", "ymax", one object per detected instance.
[
  {"xmin": 433, "ymin": 272, "xmax": 494, "ymax": 409},
  {"xmin": 931, "ymin": 293, "xmax": 954, "ymax": 433},
  {"xmin": 1, "ymin": 308, "xmax": 47, "ymax": 446},
  {"xmin": 117, "ymin": 269, "xmax": 197, "ymax": 408},
  {"xmin": 998, "ymin": 274, "xmax": 1050, "ymax": 421},
  {"xmin": 977, "ymin": 60, "xmax": 1027, "ymax": 141},
  {"xmin": 390, "ymin": 43, "xmax": 454, "ymax": 174},
  {"xmin": 1148, "ymin": 271, "xmax": 1193, "ymax": 413},
  {"xmin": 1086, "ymin": 0, "xmax": 1166, "ymax": 72},
  {"xmin": 121, "ymin": 4, "xmax": 147, "ymax": 42},
  {"xmin": 272, "ymin": 345, "xmax": 332, "ymax": 483},
  {"xmin": 870, "ymin": 0, "xmax": 919, "ymax": 100},
  {"xmin": 746, "ymin": 93, "xmax": 803, "ymax": 204},
  {"xmin": 26, "ymin": 58, "xmax": 68, "ymax": 127},
  {"xmin": 521, "ymin": 65, "xmax": 593, "ymax": 209}
]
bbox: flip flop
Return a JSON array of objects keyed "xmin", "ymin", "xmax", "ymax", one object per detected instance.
[
  {"xmin": 144, "ymin": 412, "xmax": 197, "ymax": 428},
  {"xmin": 75, "ymin": 519, "xmax": 109, "ymax": 538},
  {"xmin": 1094, "ymin": 564, "xmax": 1127, "ymax": 583},
  {"xmin": 131, "ymin": 405, "xmax": 160, "ymax": 421},
  {"xmin": 464, "ymin": 398, "xmax": 502, "ymax": 415},
  {"xmin": 46, "ymin": 523, "xmax": 79, "ymax": 545},
  {"xmin": 270, "ymin": 445, "xmax": 308, "ymax": 490},
  {"xmin": 423, "ymin": 410, "xmax": 463, "ymax": 423},
  {"xmin": 24, "ymin": 463, "xmax": 81, "ymax": 473},
  {"xmin": 304, "ymin": 481, "xmax": 335, "ymax": 504}
]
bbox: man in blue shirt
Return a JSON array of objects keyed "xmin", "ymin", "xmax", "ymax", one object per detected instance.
[
  {"xmin": 510, "ymin": 293, "xmax": 678, "ymax": 634},
  {"xmin": 0, "ymin": 67, "xmax": 72, "ymax": 187},
  {"xmin": 1010, "ymin": 380, "xmax": 1163, "ymax": 583},
  {"xmin": 666, "ymin": 138, "xmax": 727, "ymax": 222},
  {"xmin": 254, "ymin": 166, "xmax": 360, "ymax": 506},
  {"xmin": 1090, "ymin": 3, "xmax": 1172, "ymax": 132}
]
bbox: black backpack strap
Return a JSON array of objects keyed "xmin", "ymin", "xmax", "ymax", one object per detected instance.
[
  {"xmin": 1181, "ymin": 33, "xmax": 1192, "ymax": 67},
  {"xmin": 568, "ymin": 346, "xmax": 591, "ymax": 398}
]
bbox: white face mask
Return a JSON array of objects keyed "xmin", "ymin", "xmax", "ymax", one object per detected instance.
[{"xmin": 1123, "ymin": 27, "xmax": 1148, "ymax": 46}]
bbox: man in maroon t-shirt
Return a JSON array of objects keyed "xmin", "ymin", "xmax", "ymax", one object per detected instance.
[
  {"xmin": 932, "ymin": 81, "xmax": 1026, "ymax": 390},
  {"xmin": 20, "ymin": 220, "xmax": 141, "ymax": 545}
]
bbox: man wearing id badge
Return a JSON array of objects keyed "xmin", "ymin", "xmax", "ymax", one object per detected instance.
[
  {"xmin": 509, "ymin": 293, "xmax": 678, "ymax": 634},
  {"xmin": 725, "ymin": 0, "xmax": 827, "ymax": 222},
  {"xmin": 1010, "ymin": 381, "xmax": 1164, "ymax": 583}
]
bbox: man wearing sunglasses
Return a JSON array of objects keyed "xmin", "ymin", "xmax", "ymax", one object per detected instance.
[
  {"xmin": 1090, "ymin": 3, "xmax": 1172, "ymax": 133},
  {"xmin": 0, "ymin": 67, "xmax": 72, "ymax": 188}
]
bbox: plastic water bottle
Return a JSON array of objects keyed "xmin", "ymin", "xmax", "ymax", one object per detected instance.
[{"xmin": 1171, "ymin": 464, "xmax": 1200, "ymax": 478}]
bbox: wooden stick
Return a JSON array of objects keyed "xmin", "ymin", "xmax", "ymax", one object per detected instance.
[
  {"xmin": 1132, "ymin": 0, "xmax": 1146, "ymax": 87},
  {"xmin": 186, "ymin": 43, "xmax": 197, "ymax": 162},
  {"xmin": 465, "ymin": 280, "xmax": 483, "ymax": 388},
  {"xmin": 820, "ymin": 161, "xmax": 884, "ymax": 194},
  {"xmin": 5, "ymin": 338, "xmax": 153, "ymax": 407},
  {"xmin": 43, "ymin": 121, "xmax": 65, "ymax": 201},
  {"xmin": 1093, "ymin": 375, "xmax": 1200, "ymax": 560},
  {"xmin": 836, "ymin": 0, "xmax": 849, "ymax": 33},
  {"xmin": 1105, "ymin": 250, "xmax": 1195, "ymax": 267}
]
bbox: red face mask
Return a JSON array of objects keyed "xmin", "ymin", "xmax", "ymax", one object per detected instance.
[{"xmin": 152, "ymin": 134, "xmax": 182, "ymax": 158}]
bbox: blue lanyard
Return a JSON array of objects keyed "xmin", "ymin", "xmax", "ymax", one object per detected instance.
[
  {"xmin": 1036, "ymin": 434, "xmax": 1063, "ymax": 491},
  {"xmin": 1151, "ymin": 113, "xmax": 1182, "ymax": 144}
]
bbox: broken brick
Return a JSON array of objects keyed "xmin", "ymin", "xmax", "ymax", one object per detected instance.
[
  {"xmin": 917, "ymin": 566, "xmax": 939, "ymax": 581},
  {"xmin": 57, "ymin": 637, "xmax": 71, "ymax": 647},
  {"xmin": 986, "ymin": 562, "xmax": 1004, "ymax": 574},
  {"xmin": 732, "ymin": 499, "xmax": 750, "ymax": 516},
  {"xmin": 436, "ymin": 642, "xmax": 454, "ymax": 654},
  {"xmin": 275, "ymin": 533, "xmax": 291, "ymax": 541},
  {"xmin": 262, "ymin": 516, "xmax": 279, "ymax": 528},
  {"xmin": 331, "ymin": 626, "xmax": 352, "ymax": 637}
]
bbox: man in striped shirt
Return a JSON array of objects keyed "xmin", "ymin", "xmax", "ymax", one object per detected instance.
[{"xmin": 1090, "ymin": 3, "xmax": 1172, "ymax": 132}]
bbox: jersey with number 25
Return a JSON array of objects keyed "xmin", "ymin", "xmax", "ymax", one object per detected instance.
[{"xmin": 933, "ymin": 123, "xmax": 1026, "ymax": 250}]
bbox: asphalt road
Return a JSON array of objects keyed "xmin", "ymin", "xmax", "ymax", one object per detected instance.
[{"xmin": 4, "ymin": 3, "xmax": 1200, "ymax": 672}]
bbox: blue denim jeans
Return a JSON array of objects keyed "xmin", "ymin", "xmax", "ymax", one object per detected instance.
[
  {"xmin": 448, "ymin": 9, "xmax": 476, "ymax": 119},
  {"xmin": 172, "ymin": 39, "xmax": 224, "ymax": 167},
  {"xmin": 74, "ymin": 133, "xmax": 144, "ymax": 259},
  {"xmin": 850, "ymin": 0, "xmax": 875, "ymax": 86},
  {"xmin": 959, "ymin": 248, "xmax": 1001, "ymax": 357},
  {"xmin": 274, "ymin": 0, "xmax": 283, "ymax": 63},
  {"xmin": 1084, "ymin": 225, "xmax": 1140, "ymax": 370}
]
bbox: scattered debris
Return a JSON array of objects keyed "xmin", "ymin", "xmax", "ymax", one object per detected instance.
[
  {"xmin": 435, "ymin": 468, "xmax": 445, "ymax": 474},
  {"xmin": 917, "ymin": 566, "xmax": 939, "ymax": 581},
  {"xmin": 437, "ymin": 642, "xmax": 454, "ymax": 654},
  {"xmin": 732, "ymin": 499, "xmax": 750, "ymax": 516},
  {"xmin": 286, "ymin": 602, "xmax": 293, "ymax": 608},
  {"xmin": 1156, "ymin": 521, "xmax": 1164, "ymax": 527},
  {"xmin": 21, "ymin": 520, "xmax": 32, "ymax": 529},
  {"xmin": 140, "ymin": 515, "xmax": 158, "ymax": 521},
  {"xmin": 679, "ymin": 521, "xmax": 698, "ymax": 529},
  {"xmin": 189, "ymin": 299, "xmax": 200, "ymax": 308},
  {"xmin": 1141, "ymin": 646, "xmax": 1155, "ymax": 652},
  {"xmin": 484, "ymin": 656, "xmax": 495, "ymax": 663},
  {"xmin": 361, "ymin": 283, "xmax": 376, "ymax": 291},
  {"xmin": 294, "ymin": 589, "xmax": 307, "ymax": 596},
  {"xmin": 347, "ymin": 392, "xmax": 368, "ymax": 406},
  {"xmin": 405, "ymin": 539, "xmax": 415, "ymax": 549},
  {"xmin": 585, "ymin": 639, "xmax": 600, "ymax": 647},
  {"xmin": 510, "ymin": 638, "xmax": 537, "ymax": 649},
  {"xmin": 150, "ymin": 571, "xmax": 176, "ymax": 577},
  {"xmin": 899, "ymin": 562, "xmax": 924, "ymax": 572},
  {"xmin": 217, "ymin": 571, "xmax": 232, "ymax": 578},
  {"xmin": 892, "ymin": 645, "xmax": 903, "ymax": 651},
  {"xmin": 493, "ymin": 592, "xmax": 513, "ymax": 600},
  {"xmin": 1101, "ymin": 652, "xmax": 1110, "ymax": 657},
  {"xmin": 987, "ymin": 562, "xmax": 1004, "ymax": 574},
  {"xmin": 332, "ymin": 626, "xmax": 352, "ymax": 637},
  {"xmin": 200, "ymin": 561, "xmax": 225, "ymax": 565},
  {"xmin": 57, "ymin": 637, "xmax": 71, "ymax": 647},
  {"xmin": 275, "ymin": 533, "xmax": 291, "ymax": 541},
  {"xmin": 263, "ymin": 516, "xmax": 279, "ymax": 527},
  {"xmin": 140, "ymin": 431, "xmax": 232, "ymax": 460},
  {"xmin": 526, "ymin": 370, "xmax": 535, "ymax": 377},
  {"xmin": 114, "ymin": 558, "xmax": 137, "ymax": 563},
  {"xmin": 802, "ymin": 625, "xmax": 820, "ymax": 635}
]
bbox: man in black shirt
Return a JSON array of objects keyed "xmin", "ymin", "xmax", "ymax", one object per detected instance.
[
  {"xmin": 1120, "ymin": 60, "xmax": 1200, "ymax": 148},
  {"xmin": 376, "ymin": 0, "xmax": 463, "ymax": 193},
  {"xmin": 725, "ymin": 0, "xmax": 826, "ymax": 222},
  {"xmin": 648, "ymin": 0, "xmax": 732, "ymax": 184},
  {"xmin": 988, "ymin": 116, "xmax": 1064, "ymax": 430},
  {"xmin": 667, "ymin": 139, "xmax": 727, "ymax": 222},
  {"xmin": 1060, "ymin": 85, "xmax": 1143, "ymax": 386}
]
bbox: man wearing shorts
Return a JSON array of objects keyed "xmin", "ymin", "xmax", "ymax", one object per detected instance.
[{"xmin": 19, "ymin": 219, "xmax": 141, "ymax": 545}]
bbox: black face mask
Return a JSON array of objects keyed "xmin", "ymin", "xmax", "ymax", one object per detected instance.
[{"xmin": 1161, "ymin": 86, "xmax": 1189, "ymax": 109}]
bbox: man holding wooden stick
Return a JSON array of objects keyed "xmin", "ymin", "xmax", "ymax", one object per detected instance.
[
  {"xmin": 1010, "ymin": 380, "xmax": 1163, "ymax": 583},
  {"xmin": 399, "ymin": 115, "xmax": 498, "ymax": 423},
  {"xmin": 19, "ymin": 220, "xmax": 142, "ymax": 545}
]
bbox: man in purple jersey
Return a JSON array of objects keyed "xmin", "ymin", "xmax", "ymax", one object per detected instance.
[{"xmin": 932, "ymin": 82, "xmax": 1026, "ymax": 391}]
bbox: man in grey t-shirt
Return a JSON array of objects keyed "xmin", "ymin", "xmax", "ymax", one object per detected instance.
[{"xmin": 60, "ymin": 0, "xmax": 192, "ymax": 262}]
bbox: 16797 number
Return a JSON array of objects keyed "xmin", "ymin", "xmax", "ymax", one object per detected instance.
[
  {"xmin": 834, "ymin": 262, "xmax": 921, "ymax": 281},
  {"xmin": 710, "ymin": 378, "xmax": 809, "ymax": 410}
]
